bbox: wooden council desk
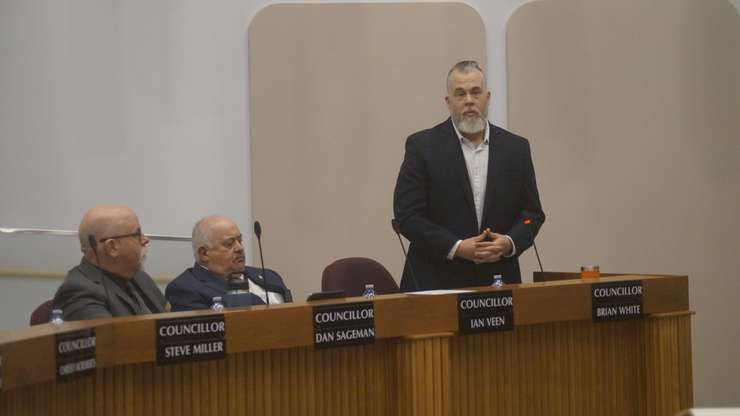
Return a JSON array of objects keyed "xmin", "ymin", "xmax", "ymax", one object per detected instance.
[{"xmin": 0, "ymin": 274, "xmax": 692, "ymax": 415}]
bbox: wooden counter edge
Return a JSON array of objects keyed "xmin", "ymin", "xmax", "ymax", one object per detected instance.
[{"xmin": 0, "ymin": 273, "xmax": 689, "ymax": 391}]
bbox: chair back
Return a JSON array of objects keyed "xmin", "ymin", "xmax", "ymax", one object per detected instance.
[
  {"xmin": 321, "ymin": 257, "xmax": 399, "ymax": 297},
  {"xmin": 29, "ymin": 299, "xmax": 55, "ymax": 326}
]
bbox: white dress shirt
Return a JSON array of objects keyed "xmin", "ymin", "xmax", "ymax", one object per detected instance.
[
  {"xmin": 446, "ymin": 121, "xmax": 516, "ymax": 260},
  {"xmin": 457, "ymin": 123, "xmax": 490, "ymax": 227},
  {"xmin": 246, "ymin": 277, "xmax": 284, "ymax": 304}
]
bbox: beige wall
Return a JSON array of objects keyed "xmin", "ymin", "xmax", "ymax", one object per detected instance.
[
  {"xmin": 249, "ymin": 0, "xmax": 739, "ymax": 407},
  {"xmin": 249, "ymin": 3, "xmax": 485, "ymax": 297},
  {"xmin": 507, "ymin": 0, "xmax": 740, "ymax": 406}
]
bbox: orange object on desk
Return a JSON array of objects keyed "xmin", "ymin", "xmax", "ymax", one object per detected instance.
[{"xmin": 581, "ymin": 265, "xmax": 601, "ymax": 279}]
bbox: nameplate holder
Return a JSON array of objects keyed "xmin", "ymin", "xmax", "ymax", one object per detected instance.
[
  {"xmin": 313, "ymin": 302, "xmax": 375, "ymax": 349},
  {"xmin": 458, "ymin": 291, "xmax": 514, "ymax": 334},
  {"xmin": 156, "ymin": 315, "xmax": 226, "ymax": 365},
  {"xmin": 592, "ymin": 280, "xmax": 643, "ymax": 322},
  {"xmin": 56, "ymin": 328, "xmax": 96, "ymax": 383}
]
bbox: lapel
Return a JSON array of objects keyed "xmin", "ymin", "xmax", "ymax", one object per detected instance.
[
  {"xmin": 244, "ymin": 268, "xmax": 286, "ymax": 296},
  {"xmin": 192, "ymin": 263, "xmax": 228, "ymax": 294},
  {"xmin": 481, "ymin": 122, "xmax": 502, "ymax": 228},
  {"xmin": 79, "ymin": 259, "xmax": 139, "ymax": 314},
  {"xmin": 111, "ymin": 283, "xmax": 140, "ymax": 314},
  {"xmin": 441, "ymin": 118, "xmax": 477, "ymax": 225}
]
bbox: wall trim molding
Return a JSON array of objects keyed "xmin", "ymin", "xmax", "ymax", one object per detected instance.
[{"xmin": 0, "ymin": 269, "xmax": 174, "ymax": 284}]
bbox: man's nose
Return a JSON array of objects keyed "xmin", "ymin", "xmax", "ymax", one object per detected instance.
[
  {"xmin": 234, "ymin": 240, "xmax": 245, "ymax": 252},
  {"xmin": 141, "ymin": 234, "xmax": 150, "ymax": 246}
]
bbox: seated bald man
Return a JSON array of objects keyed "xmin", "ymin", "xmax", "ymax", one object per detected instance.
[
  {"xmin": 53, "ymin": 205, "xmax": 167, "ymax": 321},
  {"xmin": 165, "ymin": 216, "xmax": 292, "ymax": 311}
]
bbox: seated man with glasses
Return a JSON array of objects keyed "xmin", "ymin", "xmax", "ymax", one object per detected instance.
[{"xmin": 53, "ymin": 205, "xmax": 167, "ymax": 320}]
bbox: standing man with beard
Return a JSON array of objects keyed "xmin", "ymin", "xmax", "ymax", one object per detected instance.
[
  {"xmin": 165, "ymin": 215, "xmax": 292, "ymax": 311},
  {"xmin": 54, "ymin": 205, "xmax": 167, "ymax": 320},
  {"xmin": 393, "ymin": 60, "xmax": 545, "ymax": 291}
]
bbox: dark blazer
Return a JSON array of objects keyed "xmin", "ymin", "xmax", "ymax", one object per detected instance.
[
  {"xmin": 165, "ymin": 263, "xmax": 293, "ymax": 312},
  {"xmin": 53, "ymin": 258, "xmax": 167, "ymax": 321},
  {"xmin": 393, "ymin": 118, "xmax": 545, "ymax": 290}
]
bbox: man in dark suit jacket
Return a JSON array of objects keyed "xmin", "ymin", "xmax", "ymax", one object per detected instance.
[
  {"xmin": 54, "ymin": 205, "xmax": 167, "ymax": 320},
  {"xmin": 166, "ymin": 215, "xmax": 292, "ymax": 311},
  {"xmin": 393, "ymin": 60, "xmax": 545, "ymax": 291}
]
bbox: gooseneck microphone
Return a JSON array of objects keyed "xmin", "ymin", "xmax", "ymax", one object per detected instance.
[
  {"xmin": 250, "ymin": 222, "xmax": 268, "ymax": 416},
  {"xmin": 391, "ymin": 218, "xmax": 420, "ymax": 292},
  {"xmin": 253, "ymin": 220, "xmax": 270, "ymax": 307},
  {"xmin": 523, "ymin": 219, "xmax": 544, "ymax": 273}
]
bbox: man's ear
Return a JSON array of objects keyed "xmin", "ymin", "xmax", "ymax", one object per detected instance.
[
  {"xmin": 102, "ymin": 239, "xmax": 119, "ymax": 258},
  {"xmin": 198, "ymin": 246, "xmax": 209, "ymax": 263}
]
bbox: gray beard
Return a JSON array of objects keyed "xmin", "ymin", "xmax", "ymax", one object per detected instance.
[
  {"xmin": 453, "ymin": 114, "xmax": 487, "ymax": 135},
  {"xmin": 138, "ymin": 246, "xmax": 148, "ymax": 270}
]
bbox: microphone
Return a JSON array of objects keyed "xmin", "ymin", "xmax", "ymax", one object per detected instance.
[
  {"xmin": 391, "ymin": 218, "xmax": 420, "ymax": 291},
  {"xmin": 253, "ymin": 221, "xmax": 262, "ymax": 239},
  {"xmin": 523, "ymin": 219, "xmax": 544, "ymax": 273},
  {"xmin": 253, "ymin": 220, "xmax": 270, "ymax": 307}
]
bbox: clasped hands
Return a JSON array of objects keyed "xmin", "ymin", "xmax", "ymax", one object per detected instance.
[{"xmin": 455, "ymin": 228, "xmax": 512, "ymax": 264}]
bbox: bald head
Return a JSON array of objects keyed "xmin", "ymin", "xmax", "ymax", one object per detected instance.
[
  {"xmin": 79, "ymin": 205, "xmax": 137, "ymax": 252},
  {"xmin": 78, "ymin": 205, "xmax": 148, "ymax": 279},
  {"xmin": 192, "ymin": 215, "xmax": 246, "ymax": 278},
  {"xmin": 192, "ymin": 215, "xmax": 230, "ymax": 256}
]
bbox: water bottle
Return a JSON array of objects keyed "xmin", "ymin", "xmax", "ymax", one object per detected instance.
[
  {"xmin": 492, "ymin": 274, "xmax": 504, "ymax": 288},
  {"xmin": 211, "ymin": 296, "xmax": 224, "ymax": 312},
  {"xmin": 362, "ymin": 284, "xmax": 376, "ymax": 299},
  {"xmin": 50, "ymin": 309, "xmax": 64, "ymax": 325}
]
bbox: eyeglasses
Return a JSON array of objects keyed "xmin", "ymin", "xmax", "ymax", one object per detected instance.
[
  {"xmin": 452, "ymin": 88, "xmax": 484, "ymax": 100},
  {"xmin": 99, "ymin": 228, "xmax": 144, "ymax": 243}
]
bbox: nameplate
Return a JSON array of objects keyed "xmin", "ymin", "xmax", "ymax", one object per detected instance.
[
  {"xmin": 458, "ymin": 291, "xmax": 514, "ymax": 334},
  {"xmin": 156, "ymin": 315, "xmax": 226, "ymax": 365},
  {"xmin": 56, "ymin": 328, "xmax": 96, "ymax": 383},
  {"xmin": 313, "ymin": 302, "xmax": 375, "ymax": 349},
  {"xmin": 592, "ymin": 280, "xmax": 643, "ymax": 322}
]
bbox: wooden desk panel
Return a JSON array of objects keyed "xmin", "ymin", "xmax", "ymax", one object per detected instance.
[{"xmin": 0, "ymin": 274, "xmax": 692, "ymax": 415}]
